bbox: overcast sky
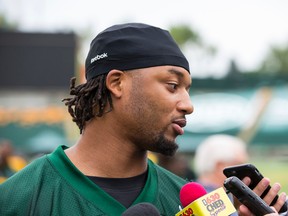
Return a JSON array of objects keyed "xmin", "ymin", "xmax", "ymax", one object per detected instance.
[{"xmin": 1, "ymin": 0, "xmax": 288, "ymax": 78}]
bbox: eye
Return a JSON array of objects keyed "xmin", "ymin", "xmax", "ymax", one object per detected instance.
[{"xmin": 167, "ymin": 83, "xmax": 178, "ymax": 92}]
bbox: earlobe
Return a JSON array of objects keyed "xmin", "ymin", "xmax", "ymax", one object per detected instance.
[{"xmin": 106, "ymin": 69, "xmax": 124, "ymax": 98}]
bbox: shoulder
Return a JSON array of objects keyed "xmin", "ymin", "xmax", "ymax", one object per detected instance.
[
  {"xmin": 149, "ymin": 161, "xmax": 187, "ymax": 214},
  {"xmin": 0, "ymin": 156, "xmax": 50, "ymax": 214},
  {"xmin": 0, "ymin": 155, "xmax": 48, "ymax": 191},
  {"xmin": 153, "ymin": 162, "xmax": 187, "ymax": 183},
  {"xmin": 150, "ymin": 160, "xmax": 187, "ymax": 193}
]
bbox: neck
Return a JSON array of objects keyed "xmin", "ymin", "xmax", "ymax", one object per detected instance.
[
  {"xmin": 65, "ymin": 120, "xmax": 148, "ymax": 178},
  {"xmin": 197, "ymin": 172, "xmax": 225, "ymax": 189}
]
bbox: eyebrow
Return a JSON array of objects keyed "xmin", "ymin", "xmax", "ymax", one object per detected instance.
[
  {"xmin": 168, "ymin": 68, "xmax": 191, "ymax": 88},
  {"xmin": 168, "ymin": 68, "xmax": 184, "ymax": 77}
]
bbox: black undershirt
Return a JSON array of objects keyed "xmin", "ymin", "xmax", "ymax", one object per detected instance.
[{"xmin": 87, "ymin": 170, "xmax": 148, "ymax": 208}]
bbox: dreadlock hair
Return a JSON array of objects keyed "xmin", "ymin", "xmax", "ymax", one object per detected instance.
[{"xmin": 62, "ymin": 74, "xmax": 112, "ymax": 134}]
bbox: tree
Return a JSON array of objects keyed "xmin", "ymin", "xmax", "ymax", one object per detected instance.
[
  {"xmin": 169, "ymin": 24, "xmax": 216, "ymax": 55},
  {"xmin": 169, "ymin": 24, "xmax": 217, "ymax": 77},
  {"xmin": 226, "ymin": 59, "xmax": 242, "ymax": 78},
  {"xmin": 258, "ymin": 42, "xmax": 288, "ymax": 75},
  {"xmin": 0, "ymin": 13, "xmax": 18, "ymax": 30}
]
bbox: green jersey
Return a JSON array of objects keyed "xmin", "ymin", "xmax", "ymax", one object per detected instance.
[{"xmin": 0, "ymin": 145, "xmax": 187, "ymax": 215}]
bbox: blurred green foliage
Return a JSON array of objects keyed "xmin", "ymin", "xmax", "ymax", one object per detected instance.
[
  {"xmin": 258, "ymin": 44, "xmax": 288, "ymax": 75},
  {"xmin": 0, "ymin": 13, "xmax": 18, "ymax": 30}
]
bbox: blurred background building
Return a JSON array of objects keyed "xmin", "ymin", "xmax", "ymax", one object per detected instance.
[{"xmin": 0, "ymin": 0, "xmax": 287, "ymax": 189}]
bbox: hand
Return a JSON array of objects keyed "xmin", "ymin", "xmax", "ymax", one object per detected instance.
[
  {"xmin": 238, "ymin": 177, "xmax": 287, "ymax": 216},
  {"xmin": 263, "ymin": 207, "xmax": 280, "ymax": 216},
  {"xmin": 238, "ymin": 205, "xmax": 281, "ymax": 216}
]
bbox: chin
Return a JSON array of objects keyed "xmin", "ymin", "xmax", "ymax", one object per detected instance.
[{"xmin": 165, "ymin": 134, "xmax": 177, "ymax": 142}]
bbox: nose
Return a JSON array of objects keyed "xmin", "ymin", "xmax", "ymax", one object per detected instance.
[{"xmin": 177, "ymin": 91, "xmax": 194, "ymax": 115}]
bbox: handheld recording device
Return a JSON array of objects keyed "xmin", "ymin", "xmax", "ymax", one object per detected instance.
[
  {"xmin": 223, "ymin": 163, "xmax": 287, "ymax": 213},
  {"xmin": 224, "ymin": 176, "xmax": 274, "ymax": 215}
]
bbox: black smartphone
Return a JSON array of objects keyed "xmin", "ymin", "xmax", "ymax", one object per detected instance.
[
  {"xmin": 223, "ymin": 163, "xmax": 287, "ymax": 213},
  {"xmin": 224, "ymin": 176, "xmax": 274, "ymax": 216},
  {"xmin": 223, "ymin": 163, "xmax": 263, "ymax": 189}
]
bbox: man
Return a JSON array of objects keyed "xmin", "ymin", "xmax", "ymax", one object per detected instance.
[
  {"xmin": 194, "ymin": 134, "xmax": 287, "ymax": 216},
  {"xmin": 0, "ymin": 140, "xmax": 27, "ymax": 183},
  {"xmin": 194, "ymin": 134, "xmax": 248, "ymax": 193},
  {"xmin": 157, "ymin": 152, "xmax": 196, "ymax": 181},
  {"xmin": 194, "ymin": 134, "xmax": 249, "ymax": 216},
  {"xmin": 0, "ymin": 23, "xmax": 285, "ymax": 215}
]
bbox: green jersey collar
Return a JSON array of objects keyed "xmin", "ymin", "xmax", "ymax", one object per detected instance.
[{"xmin": 48, "ymin": 145, "xmax": 158, "ymax": 215}]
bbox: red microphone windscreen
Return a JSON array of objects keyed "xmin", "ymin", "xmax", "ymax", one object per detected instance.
[{"xmin": 179, "ymin": 182, "xmax": 207, "ymax": 207}]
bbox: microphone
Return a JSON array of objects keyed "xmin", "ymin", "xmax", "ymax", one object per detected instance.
[
  {"xmin": 176, "ymin": 182, "xmax": 236, "ymax": 216},
  {"xmin": 121, "ymin": 202, "xmax": 161, "ymax": 216}
]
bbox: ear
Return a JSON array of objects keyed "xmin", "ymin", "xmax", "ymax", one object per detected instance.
[
  {"xmin": 215, "ymin": 161, "xmax": 226, "ymax": 172},
  {"xmin": 106, "ymin": 69, "xmax": 125, "ymax": 98}
]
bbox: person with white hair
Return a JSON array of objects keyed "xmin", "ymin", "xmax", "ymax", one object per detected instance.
[
  {"xmin": 194, "ymin": 134, "xmax": 288, "ymax": 215},
  {"xmin": 194, "ymin": 134, "xmax": 248, "ymax": 192},
  {"xmin": 194, "ymin": 134, "xmax": 249, "ymax": 216}
]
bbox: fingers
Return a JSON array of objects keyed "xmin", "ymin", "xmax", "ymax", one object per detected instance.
[
  {"xmin": 272, "ymin": 192, "xmax": 287, "ymax": 212},
  {"xmin": 238, "ymin": 204, "xmax": 280, "ymax": 216},
  {"xmin": 263, "ymin": 207, "xmax": 279, "ymax": 216},
  {"xmin": 270, "ymin": 206, "xmax": 277, "ymax": 212},
  {"xmin": 237, "ymin": 177, "xmax": 266, "ymax": 216},
  {"xmin": 253, "ymin": 177, "xmax": 286, "ymax": 213},
  {"xmin": 238, "ymin": 204, "xmax": 253, "ymax": 216},
  {"xmin": 264, "ymin": 212, "xmax": 279, "ymax": 215},
  {"xmin": 252, "ymin": 177, "xmax": 271, "ymax": 197},
  {"xmin": 242, "ymin": 176, "xmax": 251, "ymax": 186}
]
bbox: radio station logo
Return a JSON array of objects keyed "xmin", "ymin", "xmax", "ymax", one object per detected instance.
[{"xmin": 201, "ymin": 192, "xmax": 227, "ymax": 216}]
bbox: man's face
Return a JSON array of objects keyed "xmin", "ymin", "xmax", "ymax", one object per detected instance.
[{"xmin": 120, "ymin": 65, "xmax": 194, "ymax": 156}]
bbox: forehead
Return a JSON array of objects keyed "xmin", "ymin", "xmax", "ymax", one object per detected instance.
[
  {"xmin": 138, "ymin": 66, "xmax": 191, "ymax": 80},
  {"xmin": 138, "ymin": 65, "xmax": 191, "ymax": 82},
  {"xmin": 166, "ymin": 67, "xmax": 190, "ymax": 79}
]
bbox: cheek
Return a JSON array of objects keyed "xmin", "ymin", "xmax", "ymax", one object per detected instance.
[
  {"xmin": 127, "ymin": 93, "xmax": 161, "ymax": 125},
  {"xmin": 135, "ymin": 92, "xmax": 170, "ymax": 116},
  {"xmin": 127, "ymin": 81, "xmax": 174, "ymax": 126}
]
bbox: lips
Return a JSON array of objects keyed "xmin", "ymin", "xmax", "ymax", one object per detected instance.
[
  {"xmin": 172, "ymin": 119, "xmax": 187, "ymax": 135},
  {"xmin": 173, "ymin": 119, "xmax": 187, "ymax": 128}
]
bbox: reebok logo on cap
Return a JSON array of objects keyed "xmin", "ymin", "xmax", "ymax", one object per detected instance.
[{"xmin": 90, "ymin": 53, "xmax": 108, "ymax": 64}]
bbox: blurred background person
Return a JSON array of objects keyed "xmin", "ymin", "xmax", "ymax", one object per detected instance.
[
  {"xmin": 193, "ymin": 134, "xmax": 248, "ymax": 192},
  {"xmin": 0, "ymin": 139, "xmax": 27, "ymax": 183},
  {"xmin": 193, "ymin": 134, "xmax": 249, "ymax": 215},
  {"xmin": 157, "ymin": 152, "xmax": 196, "ymax": 181}
]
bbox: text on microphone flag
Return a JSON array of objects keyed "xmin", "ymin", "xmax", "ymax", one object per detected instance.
[{"xmin": 175, "ymin": 187, "xmax": 236, "ymax": 216}]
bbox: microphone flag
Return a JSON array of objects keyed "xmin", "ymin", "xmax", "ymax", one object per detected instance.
[{"xmin": 175, "ymin": 187, "xmax": 236, "ymax": 216}]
